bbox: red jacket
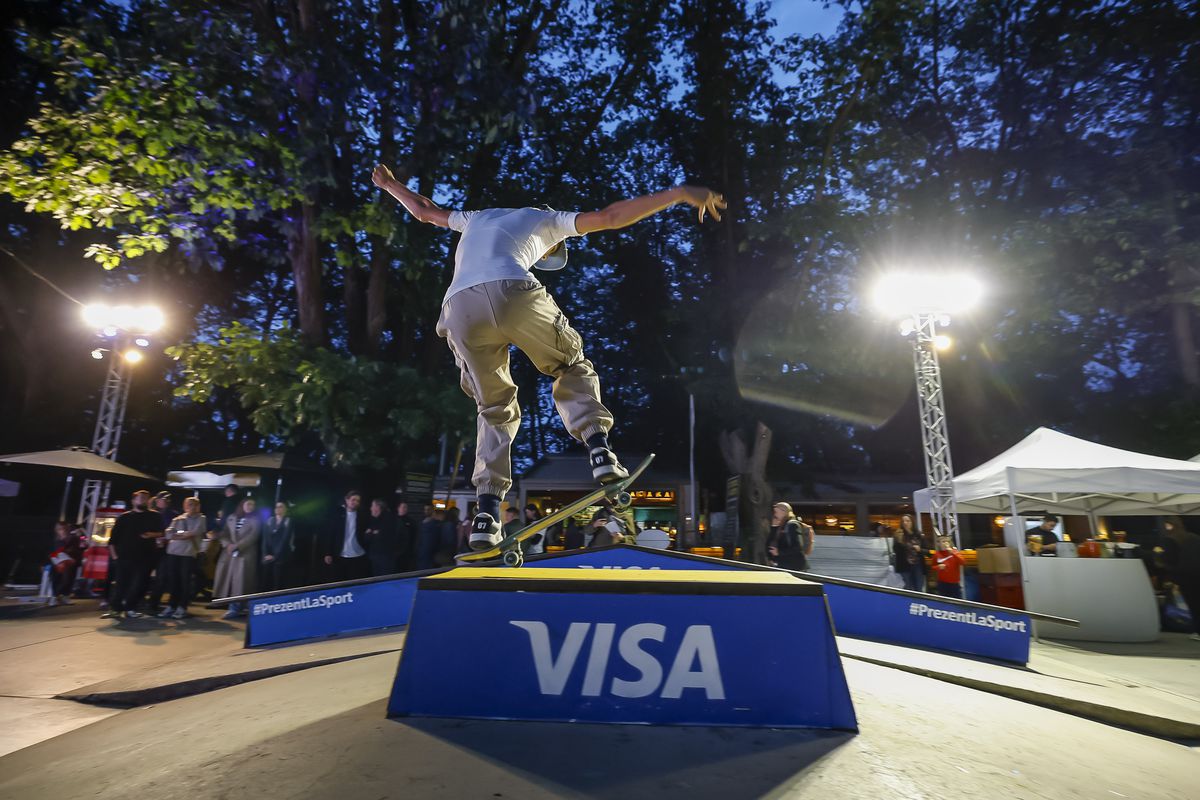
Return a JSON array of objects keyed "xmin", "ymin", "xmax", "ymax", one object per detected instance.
[{"xmin": 934, "ymin": 548, "xmax": 964, "ymax": 584}]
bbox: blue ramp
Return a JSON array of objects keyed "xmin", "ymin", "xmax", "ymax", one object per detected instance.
[{"xmin": 388, "ymin": 567, "xmax": 856, "ymax": 730}]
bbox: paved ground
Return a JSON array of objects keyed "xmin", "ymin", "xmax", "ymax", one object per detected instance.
[
  {"xmin": 0, "ymin": 648, "xmax": 1196, "ymax": 799},
  {"xmin": 0, "ymin": 599, "xmax": 401, "ymax": 755},
  {"xmin": 1, "ymin": 599, "xmax": 1197, "ymax": 797},
  {"xmin": 1031, "ymin": 635, "xmax": 1200, "ymax": 703},
  {"xmin": 838, "ymin": 634, "xmax": 1200, "ymax": 739}
]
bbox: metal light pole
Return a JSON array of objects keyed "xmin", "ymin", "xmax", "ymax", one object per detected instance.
[
  {"xmin": 873, "ymin": 272, "xmax": 982, "ymax": 549},
  {"xmin": 906, "ymin": 312, "xmax": 959, "ymax": 545},
  {"xmin": 688, "ymin": 391, "xmax": 697, "ymax": 544},
  {"xmin": 76, "ymin": 343, "xmax": 134, "ymax": 531},
  {"xmin": 76, "ymin": 304, "xmax": 163, "ymax": 533}
]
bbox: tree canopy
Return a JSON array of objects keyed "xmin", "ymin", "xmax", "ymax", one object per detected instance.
[{"xmin": 2, "ymin": 0, "xmax": 1198, "ymax": 489}]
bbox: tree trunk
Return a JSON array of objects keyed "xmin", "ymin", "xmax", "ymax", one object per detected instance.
[
  {"xmin": 289, "ymin": 203, "xmax": 325, "ymax": 345},
  {"xmin": 289, "ymin": 0, "xmax": 325, "ymax": 346},
  {"xmin": 1170, "ymin": 300, "xmax": 1200, "ymax": 388},
  {"xmin": 718, "ymin": 422, "xmax": 773, "ymax": 565},
  {"xmin": 343, "ymin": 258, "xmax": 366, "ymax": 354},
  {"xmin": 366, "ymin": 0, "xmax": 397, "ymax": 356}
]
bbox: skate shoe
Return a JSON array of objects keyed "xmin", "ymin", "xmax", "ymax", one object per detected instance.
[
  {"xmin": 469, "ymin": 512, "xmax": 503, "ymax": 551},
  {"xmin": 590, "ymin": 447, "xmax": 629, "ymax": 485}
]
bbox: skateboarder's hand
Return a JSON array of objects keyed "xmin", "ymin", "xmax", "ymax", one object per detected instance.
[
  {"xmin": 678, "ymin": 185, "xmax": 726, "ymax": 223},
  {"xmin": 372, "ymin": 163, "xmax": 396, "ymax": 189}
]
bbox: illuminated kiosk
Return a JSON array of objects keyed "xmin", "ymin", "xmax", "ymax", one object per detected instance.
[{"xmin": 387, "ymin": 567, "xmax": 856, "ymax": 730}]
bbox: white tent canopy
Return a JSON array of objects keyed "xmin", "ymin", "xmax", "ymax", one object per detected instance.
[{"xmin": 915, "ymin": 427, "xmax": 1200, "ymax": 517}]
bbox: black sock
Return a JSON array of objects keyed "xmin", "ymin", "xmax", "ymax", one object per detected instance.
[
  {"xmin": 586, "ymin": 432, "xmax": 609, "ymax": 451},
  {"xmin": 477, "ymin": 494, "xmax": 501, "ymax": 520}
]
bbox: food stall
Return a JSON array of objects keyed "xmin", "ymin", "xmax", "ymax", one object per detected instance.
[{"xmin": 915, "ymin": 427, "xmax": 1200, "ymax": 642}]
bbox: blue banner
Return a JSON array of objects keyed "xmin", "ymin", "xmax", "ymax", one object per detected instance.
[
  {"xmin": 821, "ymin": 583, "xmax": 1031, "ymax": 663},
  {"xmin": 539, "ymin": 547, "xmax": 1032, "ymax": 664},
  {"xmin": 242, "ymin": 546, "xmax": 1033, "ymax": 665},
  {"xmin": 389, "ymin": 577, "xmax": 856, "ymax": 730},
  {"xmin": 246, "ymin": 577, "xmax": 419, "ymax": 647}
]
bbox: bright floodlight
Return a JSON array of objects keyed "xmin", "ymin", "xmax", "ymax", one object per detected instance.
[
  {"xmin": 122, "ymin": 349, "xmax": 144, "ymax": 364},
  {"xmin": 133, "ymin": 305, "xmax": 164, "ymax": 333},
  {"xmin": 90, "ymin": 348, "xmax": 105, "ymax": 360},
  {"xmin": 934, "ymin": 335, "xmax": 953, "ymax": 351},
  {"xmin": 83, "ymin": 302, "xmax": 164, "ymax": 333},
  {"xmin": 871, "ymin": 272, "xmax": 983, "ymax": 317},
  {"xmin": 82, "ymin": 304, "xmax": 111, "ymax": 328}
]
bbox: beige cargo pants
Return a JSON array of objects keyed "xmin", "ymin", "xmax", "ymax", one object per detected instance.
[{"xmin": 436, "ymin": 279, "xmax": 613, "ymax": 497}]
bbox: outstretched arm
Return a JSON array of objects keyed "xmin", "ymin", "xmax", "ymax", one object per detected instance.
[
  {"xmin": 575, "ymin": 185, "xmax": 726, "ymax": 233},
  {"xmin": 372, "ymin": 164, "xmax": 451, "ymax": 228}
]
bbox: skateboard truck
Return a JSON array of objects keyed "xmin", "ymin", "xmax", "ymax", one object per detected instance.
[{"xmin": 459, "ymin": 454, "xmax": 655, "ymax": 568}]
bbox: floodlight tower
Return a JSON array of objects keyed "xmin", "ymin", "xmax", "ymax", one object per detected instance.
[
  {"xmin": 77, "ymin": 304, "xmax": 164, "ymax": 532},
  {"xmin": 872, "ymin": 273, "xmax": 982, "ymax": 547}
]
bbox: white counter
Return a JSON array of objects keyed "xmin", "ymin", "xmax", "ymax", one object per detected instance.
[{"xmin": 1022, "ymin": 557, "xmax": 1159, "ymax": 642}]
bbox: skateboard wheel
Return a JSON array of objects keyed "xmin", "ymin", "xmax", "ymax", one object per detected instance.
[
  {"xmin": 503, "ymin": 550, "xmax": 523, "ymax": 568},
  {"xmin": 612, "ymin": 491, "xmax": 632, "ymax": 511}
]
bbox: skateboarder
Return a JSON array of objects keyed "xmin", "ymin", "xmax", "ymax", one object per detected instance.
[{"xmin": 372, "ymin": 164, "xmax": 725, "ymax": 550}]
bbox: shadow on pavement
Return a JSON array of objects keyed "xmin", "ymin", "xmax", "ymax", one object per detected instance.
[
  {"xmin": 398, "ymin": 716, "xmax": 853, "ymax": 799},
  {"xmin": 92, "ymin": 615, "xmax": 242, "ymax": 642},
  {"xmin": 1040, "ymin": 634, "xmax": 1200, "ymax": 661}
]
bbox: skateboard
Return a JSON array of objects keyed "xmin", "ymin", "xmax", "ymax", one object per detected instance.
[{"xmin": 458, "ymin": 453, "xmax": 655, "ymax": 568}]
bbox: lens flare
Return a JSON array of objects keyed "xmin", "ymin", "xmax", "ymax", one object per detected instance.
[
  {"xmin": 735, "ymin": 279, "xmax": 912, "ymax": 427},
  {"xmin": 871, "ymin": 272, "xmax": 983, "ymax": 318}
]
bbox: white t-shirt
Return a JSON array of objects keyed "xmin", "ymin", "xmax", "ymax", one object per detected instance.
[{"xmin": 444, "ymin": 208, "xmax": 580, "ymax": 304}]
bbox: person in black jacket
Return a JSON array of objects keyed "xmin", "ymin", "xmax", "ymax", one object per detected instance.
[
  {"xmin": 322, "ymin": 490, "xmax": 370, "ymax": 581},
  {"xmin": 394, "ymin": 501, "xmax": 418, "ymax": 572},
  {"xmin": 261, "ymin": 502, "xmax": 296, "ymax": 591},
  {"xmin": 1156, "ymin": 516, "xmax": 1200, "ymax": 640},
  {"xmin": 893, "ymin": 514, "xmax": 926, "ymax": 592},
  {"xmin": 416, "ymin": 507, "xmax": 443, "ymax": 570},
  {"xmin": 101, "ymin": 490, "xmax": 164, "ymax": 619},
  {"xmin": 768, "ymin": 502, "xmax": 813, "ymax": 571},
  {"xmin": 364, "ymin": 499, "xmax": 399, "ymax": 577},
  {"xmin": 563, "ymin": 519, "xmax": 584, "ymax": 550}
]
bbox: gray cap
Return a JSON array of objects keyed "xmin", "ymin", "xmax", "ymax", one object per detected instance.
[{"xmin": 534, "ymin": 240, "xmax": 568, "ymax": 272}]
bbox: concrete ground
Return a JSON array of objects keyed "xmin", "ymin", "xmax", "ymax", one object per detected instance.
[
  {"xmin": 1031, "ymin": 635, "xmax": 1200, "ymax": 703},
  {"xmin": 838, "ymin": 634, "xmax": 1200, "ymax": 739},
  {"xmin": 0, "ymin": 649, "xmax": 1196, "ymax": 799},
  {"xmin": 1, "ymin": 601, "xmax": 1197, "ymax": 798},
  {"xmin": 0, "ymin": 599, "xmax": 401, "ymax": 755}
]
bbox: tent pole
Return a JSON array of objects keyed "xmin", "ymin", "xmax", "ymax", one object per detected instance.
[
  {"xmin": 1006, "ymin": 474, "xmax": 1038, "ymax": 642},
  {"xmin": 59, "ymin": 474, "xmax": 74, "ymax": 520}
]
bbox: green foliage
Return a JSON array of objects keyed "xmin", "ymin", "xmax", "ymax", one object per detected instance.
[
  {"xmin": 0, "ymin": 32, "xmax": 301, "ymax": 270},
  {"xmin": 166, "ymin": 322, "xmax": 474, "ymax": 470},
  {"xmin": 5, "ymin": 0, "xmax": 1200, "ymax": 479}
]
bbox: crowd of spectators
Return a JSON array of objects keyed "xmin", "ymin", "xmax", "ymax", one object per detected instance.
[
  {"xmin": 48, "ymin": 487, "xmax": 822, "ymax": 620},
  {"xmin": 41, "ymin": 485, "xmax": 431, "ymax": 620}
]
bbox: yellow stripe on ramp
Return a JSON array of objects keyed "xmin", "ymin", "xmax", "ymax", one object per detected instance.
[{"xmin": 428, "ymin": 567, "xmax": 815, "ymax": 586}]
